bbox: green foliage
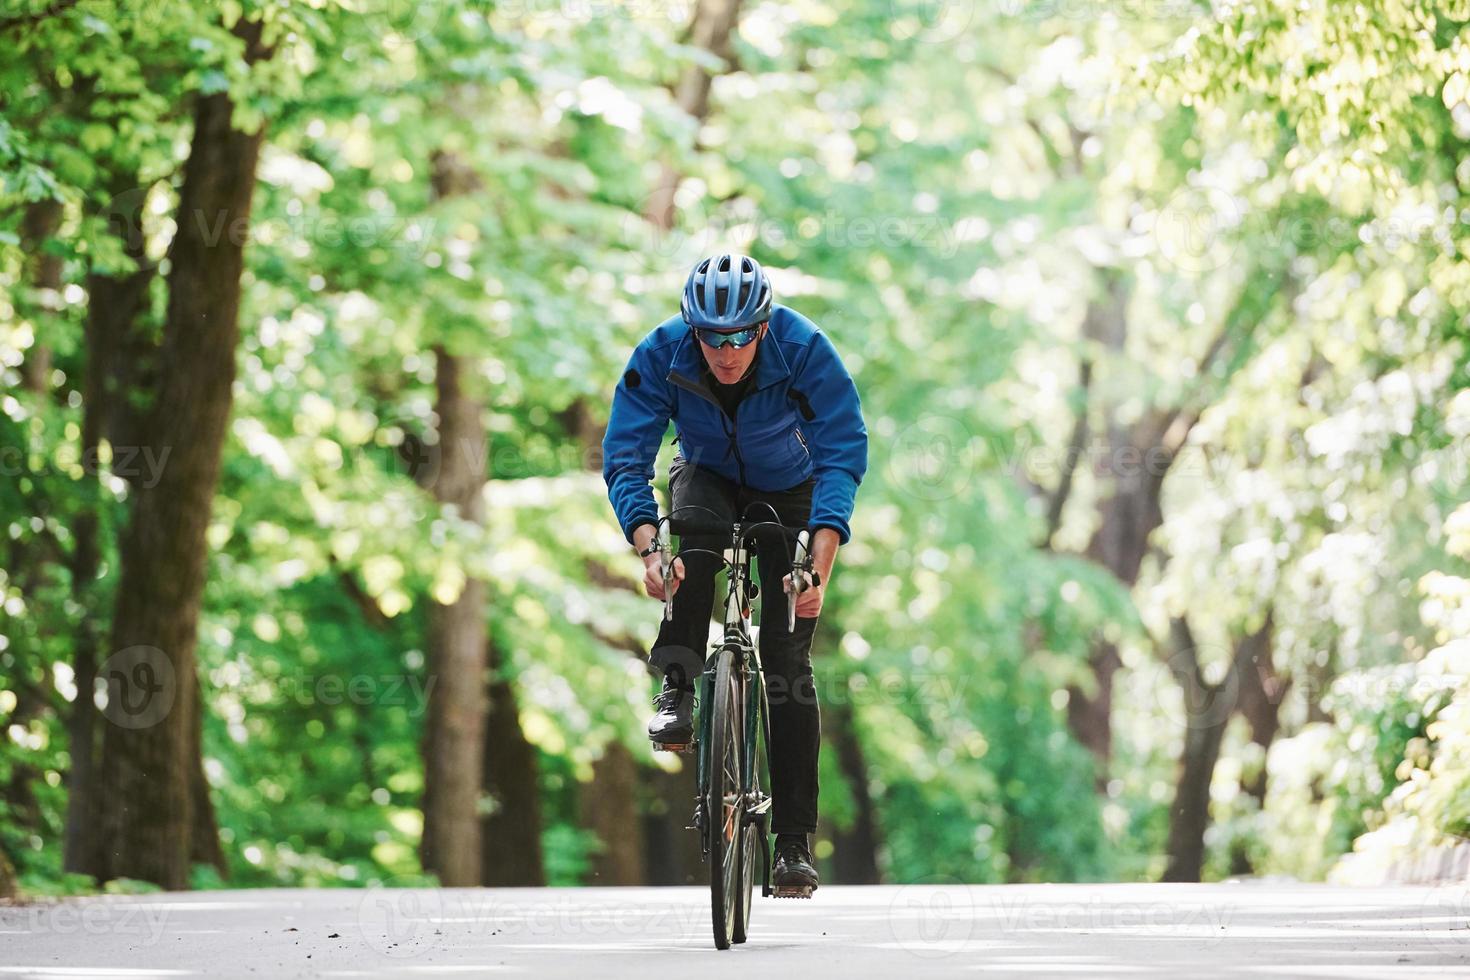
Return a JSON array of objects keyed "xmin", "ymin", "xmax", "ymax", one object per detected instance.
[
  {"xmin": 1, "ymin": 0, "xmax": 1467, "ymax": 897},
  {"xmin": 1327, "ymin": 499, "xmax": 1470, "ymax": 880}
]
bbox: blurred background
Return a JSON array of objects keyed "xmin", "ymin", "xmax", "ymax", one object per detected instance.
[{"xmin": 0, "ymin": 0, "xmax": 1467, "ymax": 897}]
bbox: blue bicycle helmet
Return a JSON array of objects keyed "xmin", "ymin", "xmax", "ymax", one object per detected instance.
[{"xmin": 680, "ymin": 253, "xmax": 773, "ymax": 330}]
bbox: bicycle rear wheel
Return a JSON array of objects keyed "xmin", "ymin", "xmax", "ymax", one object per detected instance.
[
  {"xmin": 732, "ymin": 668, "xmax": 766, "ymax": 945},
  {"xmin": 707, "ymin": 644, "xmax": 743, "ymax": 950}
]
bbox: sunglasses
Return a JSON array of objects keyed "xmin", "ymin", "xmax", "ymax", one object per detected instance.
[{"xmin": 694, "ymin": 324, "xmax": 763, "ymax": 349}]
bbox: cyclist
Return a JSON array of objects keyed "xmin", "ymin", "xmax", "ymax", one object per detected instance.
[{"xmin": 602, "ymin": 252, "xmax": 868, "ymax": 896}]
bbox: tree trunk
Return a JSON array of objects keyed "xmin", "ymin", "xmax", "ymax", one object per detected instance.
[
  {"xmin": 571, "ymin": 627, "xmax": 646, "ymax": 886},
  {"xmin": 639, "ymin": 762, "xmax": 704, "ymax": 885},
  {"xmin": 417, "ymin": 147, "xmax": 491, "ymax": 886},
  {"xmin": 91, "ymin": 19, "xmax": 270, "ymax": 889},
  {"xmin": 1305, "ymin": 638, "xmax": 1336, "ymax": 725},
  {"xmin": 1161, "ymin": 617, "xmax": 1223, "ymax": 883},
  {"xmin": 481, "ymin": 639, "xmax": 545, "ymax": 886},
  {"xmin": 1229, "ymin": 610, "xmax": 1281, "ymax": 875},
  {"xmin": 1069, "ymin": 435, "xmax": 1168, "ymax": 767},
  {"xmin": 644, "ymin": 0, "xmax": 744, "ymax": 228},
  {"xmin": 0, "ymin": 846, "xmax": 17, "ymax": 900},
  {"xmin": 1065, "ymin": 273, "xmax": 1145, "ymax": 768},
  {"xmin": 61, "ymin": 617, "xmax": 101, "ymax": 876},
  {"xmin": 582, "ymin": 740, "xmax": 646, "ymax": 885},
  {"xmin": 1162, "ymin": 701, "xmax": 1228, "ymax": 883},
  {"xmin": 1162, "ymin": 616, "xmax": 1271, "ymax": 882},
  {"xmin": 419, "ymin": 346, "xmax": 489, "ymax": 887},
  {"xmin": 187, "ymin": 677, "xmax": 226, "ymax": 878},
  {"xmin": 64, "ymin": 175, "xmax": 157, "ymax": 877},
  {"xmin": 1236, "ymin": 613, "xmax": 1282, "ymax": 803},
  {"xmin": 824, "ymin": 697, "xmax": 881, "ymax": 884},
  {"xmin": 1063, "ymin": 268, "xmax": 1267, "ymax": 773},
  {"xmin": 18, "ymin": 198, "xmax": 62, "ymax": 393}
]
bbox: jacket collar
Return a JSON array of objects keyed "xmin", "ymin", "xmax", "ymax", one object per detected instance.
[{"xmin": 668, "ymin": 323, "xmax": 791, "ymax": 391}]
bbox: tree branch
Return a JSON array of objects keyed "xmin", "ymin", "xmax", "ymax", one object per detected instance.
[
  {"xmin": 1157, "ymin": 268, "xmax": 1299, "ymax": 457},
  {"xmin": 331, "ymin": 555, "xmax": 392, "ymax": 632},
  {"xmin": 1043, "ymin": 358, "xmax": 1091, "ymax": 549},
  {"xmin": 979, "ymin": 63, "xmax": 1089, "ymax": 180}
]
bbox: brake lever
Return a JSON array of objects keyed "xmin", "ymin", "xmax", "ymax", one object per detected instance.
[
  {"xmin": 787, "ymin": 529, "xmax": 811, "ymax": 633},
  {"xmin": 658, "ymin": 526, "xmax": 674, "ymax": 622}
]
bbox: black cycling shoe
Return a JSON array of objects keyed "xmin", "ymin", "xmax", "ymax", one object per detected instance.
[
  {"xmin": 648, "ymin": 673, "xmax": 695, "ymax": 752},
  {"xmin": 772, "ymin": 834, "xmax": 818, "ymax": 898}
]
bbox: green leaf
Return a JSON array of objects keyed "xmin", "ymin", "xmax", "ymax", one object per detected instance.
[
  {"xmin": 199, "ymin": 69, "xmax": 230, "ymax": 95},
  {"xmin": 79, "ymin": 124, "xmax": 113, "ymax": 154}
]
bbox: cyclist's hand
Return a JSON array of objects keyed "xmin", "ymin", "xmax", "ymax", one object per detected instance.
[
  {"xmin": 783, "ymin": 572, "xmax": 824, "ymax": 619},
  {"xmin": 645, "ymin": 554, "xmax": 685, "ymax": 601}
]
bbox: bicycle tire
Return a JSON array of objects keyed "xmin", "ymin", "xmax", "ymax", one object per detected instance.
[
  {"xmin": 707, "ymin": 644, "xmax": 743, "ymax": 950},
  {"xmin": 732, "ymin": 663, "xmax": 766, "ymax": 944}
]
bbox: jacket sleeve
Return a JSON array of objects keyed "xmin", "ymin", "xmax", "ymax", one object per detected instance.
[
  {"xmin": 795, "ymin": 330, "xmax": 868, "ymax": 544},
  {"xmin": 602, "ymin": 340, "xmax": 674, "ymax": 545}
]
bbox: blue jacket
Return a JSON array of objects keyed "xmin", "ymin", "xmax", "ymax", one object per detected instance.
[{"xmin": 602, "ymin": 304, "xmax": 868, "ymax": 545}]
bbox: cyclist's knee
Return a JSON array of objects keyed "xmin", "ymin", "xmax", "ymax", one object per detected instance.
[
  {"xmin": 759, "ymin": 640, "xmax": 814, "ymax": 678},
  {"xmin": 649, "ymin": 642, "xmax": 704, "ymax": 683}
]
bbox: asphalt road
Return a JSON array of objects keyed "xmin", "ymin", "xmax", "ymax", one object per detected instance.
[{"xmin": 3, "ymin": 881, "xmax": 1469, "ymax": 979}]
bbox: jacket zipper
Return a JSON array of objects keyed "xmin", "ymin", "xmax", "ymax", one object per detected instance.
[
  {"xmin": 668, "ymin": 369, "xmax": 748, "ymax": 485},
  {"xmin": 794, "ymin": 425, "xmax": 810, "ymax": 459}
]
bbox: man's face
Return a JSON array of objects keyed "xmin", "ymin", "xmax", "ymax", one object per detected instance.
[{"xmin": 697, "ymin": 322, "xmax": 767, "ymax": 385}]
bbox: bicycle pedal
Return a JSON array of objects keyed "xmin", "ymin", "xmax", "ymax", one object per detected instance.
[
  {"xmin": 772, "ymin": 885, "xmax": 814, "ymax": 899},
  {"xmin": 651, "ymin": 740, "xmax": 695, "ymax": 754}
]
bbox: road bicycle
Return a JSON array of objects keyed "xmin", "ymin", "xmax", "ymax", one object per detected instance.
[{"xmin": 645, "ymin": 501, "xmax": 821, "ymax": 950}]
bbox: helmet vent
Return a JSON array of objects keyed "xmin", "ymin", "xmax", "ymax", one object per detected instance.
[{"xmin": 680, "ymin": 252, "xmax": 772, "ymax": 329}]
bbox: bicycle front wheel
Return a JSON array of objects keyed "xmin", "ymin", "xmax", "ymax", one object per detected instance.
[{"xmin": 707, "ymin": 643, "xmax": 743, "ymax": 950}]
